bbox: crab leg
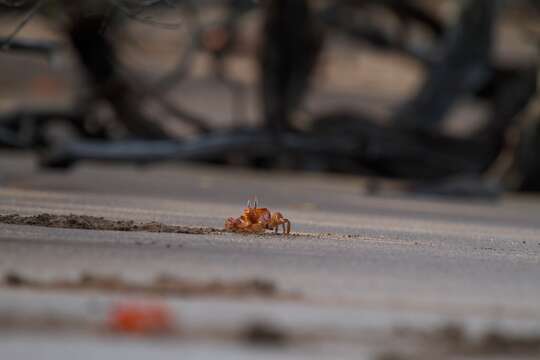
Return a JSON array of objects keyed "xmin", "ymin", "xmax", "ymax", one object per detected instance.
[{"xmin": 283, "ymin": 219, "xmax": 291, "ymax": 234}]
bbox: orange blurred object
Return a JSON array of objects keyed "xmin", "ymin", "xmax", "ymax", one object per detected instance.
[{"xmin": 108, "ymin": 302, "xmax": 174, "ymax": 334}]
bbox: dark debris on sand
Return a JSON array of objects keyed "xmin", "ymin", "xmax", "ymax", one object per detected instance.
[
  {"xmin": 2, "ymin": 271, "xmax": 298, "ymax": 300},
  {"xmin": 0, "ymin": 213, "xmax": 223, "ymax": 235}
]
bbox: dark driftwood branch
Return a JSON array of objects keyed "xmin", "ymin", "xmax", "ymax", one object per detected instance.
[
  {"xmin": 392, "ymin": 0, "xmax": 498, "ymax": 131},
  {"xmin": 383, "ymin": 0, "xmax": 444, "ymax": 37},
  {"xmin": 41, "ymin": 131, "xmax": 359, "ymax": 165},
  {"xmin": 41, "ymin": 126, "xmax": 490, "ymax": 180},
  {"xmin": 320, "ymin": 0, "xmax": 444, "ymax": 64},
  {"xmin": 0, "ymin": 37, "xmax": 60, "ymax": 57},
  {"xmin": 0, "ymin": 108, "xmax": 83, "ymax": 147},
  {"xmin": 0, "ymin": 0, "xmax": 45, "ymax": 50},
  {"xmin": 0, "ymin": 108, "xmax": 80, "ymax": 125}
]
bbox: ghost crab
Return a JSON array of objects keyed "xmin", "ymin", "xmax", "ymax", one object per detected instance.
[{"xmin": 225, "ymin": 198, "xmax": 291, "ymax": 235}]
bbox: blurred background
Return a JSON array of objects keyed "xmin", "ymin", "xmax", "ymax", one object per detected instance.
[
  {"xmin": 1, "ymin": 0, "xmax": 539, "ymax": 199},
  {"xmin": 2, "ymin": 2, "xmax": 540, "ymax": 359}
]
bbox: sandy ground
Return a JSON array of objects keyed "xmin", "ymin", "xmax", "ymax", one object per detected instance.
[
  {"xmin": 1, "ymin": 153, "xmax": 540, "ymax": 359},
  {"xmin": 1, "ymin": 4, "xmax": 540, "ymax": 358}
]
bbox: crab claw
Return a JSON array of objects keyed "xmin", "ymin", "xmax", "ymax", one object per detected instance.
[{"xmin": 225, "ymin": 217, "xmax": 240, "ymax": 230}]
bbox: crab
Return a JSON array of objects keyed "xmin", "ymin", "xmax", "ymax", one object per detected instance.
[{"xmin": 225, "ymin": 198, "xmax": 291, "ymax": 235}]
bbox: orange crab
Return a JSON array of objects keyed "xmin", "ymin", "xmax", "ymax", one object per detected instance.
[{"xmin": 225, "ymin": 198, "xmax": 291, "ymax": 234}]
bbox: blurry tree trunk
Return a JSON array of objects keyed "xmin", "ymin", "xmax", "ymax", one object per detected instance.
[
  {"xmin": 64, "ymin": 4, "xmax": 169, "ymax": 139},
  {"xmin": 259, "ymin": 0, "xmax": 323, "ymax": 134},
  {"xmin": 518, "ymin": 113, "xmax": 540, "ymax": 191}
]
